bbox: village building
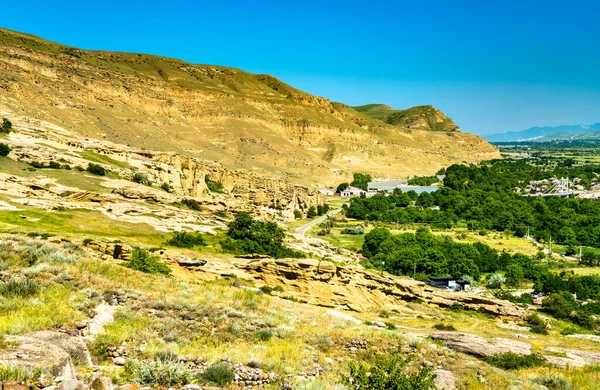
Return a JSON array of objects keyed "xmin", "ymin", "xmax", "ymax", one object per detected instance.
[
  {"xmin": 318, "ymin": 188, "xmax": 336, "ymax": 196},
  {"xmin": 340, "ymin": 186, "xmax": 366, "ymax": 197},
  {"xmin": 429, "ymin": 276, "xmax": 471, "ymax": 292}
]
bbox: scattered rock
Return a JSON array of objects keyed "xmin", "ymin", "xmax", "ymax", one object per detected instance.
[
  {"xmin": 90, "ymin": 376, "xmax": 113, "ymax": 390},
  {"xmin": 112, "ymin": 357, "xmax": 126, "ymax": 366},
  {"xmin": 431, "ymin": 332, "xmax": 532, "ymax": 357},
  {"xmin": 371, "ymin": 321, "xmax": 387, "ymax": 328},
  {"xmin": 544, "ymin": 347, "xmax": 600, "ymax": 368}
]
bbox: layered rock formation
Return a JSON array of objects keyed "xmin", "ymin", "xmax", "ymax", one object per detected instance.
[{"xmin": 239, "ymin": 259, "xmax": 527, "ymax": 317}]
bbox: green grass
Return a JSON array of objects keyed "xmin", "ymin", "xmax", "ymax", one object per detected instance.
[
  {"xmin": 77, "ymin": 151, "xmax": 130, "ymax": 169},
  {"xmin": 0, "ymin": 208, "xmax": 167, "ymax": 247}
]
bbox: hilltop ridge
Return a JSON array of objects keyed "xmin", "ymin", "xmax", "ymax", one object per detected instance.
[
  {"xmin": 0, "ymin": 28, "xmax": 497, "ymax": 185},
  {"xmin": 354, "ymin": 104, "xmax": 460, "ymax": 132}
]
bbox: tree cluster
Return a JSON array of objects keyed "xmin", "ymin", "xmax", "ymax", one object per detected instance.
[
  {"xmin": 361, "ymin": 227, "xmax": 535, "ymax": 284},
  {"xmin": 221, "ymin": 212, "xmax": 304, "ymax": 258}
]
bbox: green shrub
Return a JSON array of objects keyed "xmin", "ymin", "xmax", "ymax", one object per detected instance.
[
  {"xmin": 87, "ymin": 163, "xmax": 106, "ymax": 176},
  {"xmin": 560, "ymin": 326, "xmax": 579, "ymax": 335},
  {"xmin": 533, "ymin": 375, "xmax": 571, "ymax": 390},
  {"xmin": 0, "ymin": 143, "xmax": 10, "ymax": 157},
  {"xmin": 484, "ymin": 352, "xmax": 546, "ymax": 370},
  {"xmin": 524, "ymin": 314, "xmax": 548, "ymax": 334},
  {"xmin": 29, "ymin": 161, "xmax": 44, "ymax": 168},
  {"xmin": 127, "ymin": 357, "xmax": 191, "ymax": 386},
  {"xmin": 344, "ymin": 225, "xmax": 365, "ymax": 235},
  {"xmin": 165, "ymin": 231, "xmax": 206, "ymax": 248},
  {"xmin": 48, "ymin": 161, "xmax": 62, "ymax": 169},
  {"xmin": 0, "ymin": 278, "xmax": 40, "ymax": 297},
  {"xmin": 161, "ymin": 182, "xmax": 172, "ymax": 192},
  {"xmin": 433, "ymin": 323, "xmax": 456, "ymax": 331},
  {"xmin": 307, "ymin": 206, "xmax": 317, "ymax": 218},
  {"xmin": 253, "ymin": 328, "xmax": 275, "ymax": 341},
  {"xmin": 293, "ymin": 209, "xmax": 302, "ymax": 219},
  {"xmin": 205, "ymin": 176, "xmax": 224, "ymax": 193},
  {"xmin": 200, "ymin": 363, "xmax": 234, "ymax": 387},
  {"xmin": 342, "ymin": 349, "xmax": 435, "ymax": 390},
  {"xmin": 124, "ymin": 248, "xmax": 172, "ymax": 275},
  {"xmin": 1, "ymin": 118, "xmax": 12, "ymax": 133},
  {"xmin": 133, "ymin": 173, "xmax": 152, "ymax": 186},
  {"xmin": 259, "ymin": 285, "xmax": 284, "ymax": 295}
]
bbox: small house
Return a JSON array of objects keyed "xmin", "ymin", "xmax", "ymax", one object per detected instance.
[
  {"xmin": 318, "ymin": 188, "xmax": 336, "ymax": 196},
  {"xmin": 340, "ymin": 186, "xmax": 366, "ymax": 198},
  {"xmin": 429, "ymin": 276, "xmax": 471, "ymax": 292}
]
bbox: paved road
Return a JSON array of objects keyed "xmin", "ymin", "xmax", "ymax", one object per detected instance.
[{"xmin": 295, "ymin": 208, "xmax": 343, "ymax": 236}]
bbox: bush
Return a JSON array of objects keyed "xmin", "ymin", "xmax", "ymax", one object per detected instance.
[
  {"xmin": 495, "ymin": 290, "xmax": 533, "ymax": 305},
  {"xmin": 533, "ymin": 376, "xmax": 571, "ymax": 390},
  {"xmin": 87, "ymin": 163, "xmax": 106, "ymax": 176},
  {"xmin": 560, "ymin": 327, "xmax": 578, "ymax": 336},
  {"xmin": 293, "ymin": 209, "xmax": 302, "ymax": 219},
  {"xmin": 259, "ymin": 285, "xmax": 284, "ymax": 295},
  {"xmin": 433, "ymin": 323, "xmax": 456, "ymax": 331},
  {"xmin": 0, "ymin": 278, "xmax": 40, "ymax": 297},
  {"xmin": 161, "ymin": 182, "xmax": 172, "ymax": 192},
  {"xmin": 486, "ymin": 273, "xmax": 505, "ymax": 289},
  {"xmin": 0, "ymin": 143, "xmax": 10, "ymax": 157},
  {"xmin": 344, "ymin": 225, "xmax": 365, "ymax": 235},
  {"xmin": 133, "ymin": 173, "xmax": 152, "ymax": 186},
  {"xmin": 484, "ymin": 352, "xmax": 546, "ymax": 370},
  {"xmin": 253, "ymin": 328, "xmax": 275, "ymax": 341},
  {"xmin": 307, "ymin": 206, "xmax": 317, "ymax": 218},
  {"xmin": 165, "ymin": 231, "xmax": 206, "ymax": 248},
  {"xmin": 200, "ymin": 363, "xmax": 234, "ymax": 387},
  {"xmin": 1, "ymin": 118, "xmax": 12, "ymax": 133},
  {"xmin": 524, "ymin": 314, "xmax": 548, "ymax": 334},
  {"xmin": 542, "ymin": 292, "xmax": 576, "ymax": 319},
  {"xmin": 128, "ymin": 357, "xmax": 192, "ymax": 386},
  {"xmin": 124, "ymin": 248, "xmax": 172, "ymax": 275},
  {"xmin": 341, "ymin": 349, "xmax": 435, "ymax": 390},
  {"xmin": 205, "ymin": 176, "xmax": 224, "ymax": 193}
]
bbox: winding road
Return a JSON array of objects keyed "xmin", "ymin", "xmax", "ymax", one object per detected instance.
[{"xmin": 294, "ymin": 208, "xmax": 343, "ymax": 237}]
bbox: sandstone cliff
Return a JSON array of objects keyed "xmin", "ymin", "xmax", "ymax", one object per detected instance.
[{"xmin": 0, "ymin": 28, "xmax": 499, "ymax": 186}]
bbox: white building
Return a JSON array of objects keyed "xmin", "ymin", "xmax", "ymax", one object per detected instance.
[
  {"xmin": 318, "ymin": 188, "xmax": 336, "ymax": 196},
  {"xmin": 340, "ymin": 186, "xmax": 365, "ymax": 197}
]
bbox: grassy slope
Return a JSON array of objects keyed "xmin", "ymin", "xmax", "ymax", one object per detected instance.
[{"xmin": 3, "ymin": 236, "xmax": 600, "ymax": 389}]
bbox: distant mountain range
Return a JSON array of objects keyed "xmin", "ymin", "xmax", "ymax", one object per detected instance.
[{"xmin": 485, "ymin": 123, "xmax": 600, "ymax": 142}]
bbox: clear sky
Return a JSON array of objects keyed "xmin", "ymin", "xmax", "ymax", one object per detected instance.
[{"xmin": 2, "ymin": 0, "xmax": 599, "ymax": 135}]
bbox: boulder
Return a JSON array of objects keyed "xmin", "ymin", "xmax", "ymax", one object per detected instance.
[
  {"xmin": 28, "ymin": 331, "xmax": 93, "ymax": 366},
  {"xmin": 324, "ymin": 310, "xmax": 362, "ymax": 325},
  {"xmin": 431, "ymin": 332, "xmax": 532, "ymax": 357},
  {"xmin": 544, "ymin": 347, "xmax": 600, "ymax": 368},
  {"xmin": 433, "ymin": 369, "xmax": 456, "ymax": 390},
  {"xmin": 0, "ymin": 335, "xmax": 77, "ymax": 379},
  {"xmin": 90, "ymin": 376, "xmax": 113, "ymax": 390}
]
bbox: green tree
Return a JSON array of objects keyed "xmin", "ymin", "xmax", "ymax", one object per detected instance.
[
  {"xmin": 351, "ymin": 172, "xmax": 372, "ymax": 191},
  {"xmin": 336, "ymin": 182, "xmax": 349, "ymax": 193},
  {"xmin": 293, "ymin": 209, "xmax": 302, "ymax": 219},
  {"xmin": 307, "ymin": 206, "xmax": 317, "ymax": 218},
  {"xmin": 125, "ymin": 248, "xmax": 172, "ymax": 275}
]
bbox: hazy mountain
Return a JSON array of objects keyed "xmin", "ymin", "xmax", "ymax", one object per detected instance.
[{"xmin": 486, "ymin": 123, "xmax": 600, "ymax": 142}]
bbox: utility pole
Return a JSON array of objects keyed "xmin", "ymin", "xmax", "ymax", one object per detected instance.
[
  {"xmin": 396, "ymin": 219, "xmax": 398, "ymax": 232},
  {"xmin": 381, "ymin": 261, "xmax": 385, "ymax": 276},
  {"xmin": 549, "ymin": 235, "xmax": 552, "ymax": 253},
  {"xmin": 413, "ymin": 261, "xmax": 417, "ymax": 277},
  {"xmin": 579, "ymin": 245, "xmax": 583, "ymax": 262},
  {"xmin": 526, "ymin": 226, "xmax": 530, "ymax": 239}
]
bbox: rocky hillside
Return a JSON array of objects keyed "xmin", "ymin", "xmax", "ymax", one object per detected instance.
[
  {"xmin": 0, "ymin": 28, "xmax": 498, "ymax": 186},
  {"xmin": 354, "ymin": 104, "xmax": 461, "ymax": 132}
]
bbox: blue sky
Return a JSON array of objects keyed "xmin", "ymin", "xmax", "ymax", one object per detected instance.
[{"xmin": 2, "ymin": 0, "xmax": 600, "ymax": 135}]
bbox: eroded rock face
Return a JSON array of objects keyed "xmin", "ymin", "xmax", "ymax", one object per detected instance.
[
  {"xmin": 0, "ymin": 331, "xmax": 92, "ymax": 379},
  {"xmin": 240, "ymin": 259, "xmax": 527, "ymax": 317},
  {"xmin": 431, "ymin": 332, "xmax": 532, "ymax": 357}
]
